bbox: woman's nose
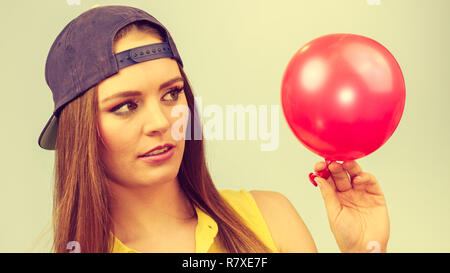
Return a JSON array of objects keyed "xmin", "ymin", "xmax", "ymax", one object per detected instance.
[{"xmin": 142, "ymin": 102, "xmax": 171, "ymax": 136}]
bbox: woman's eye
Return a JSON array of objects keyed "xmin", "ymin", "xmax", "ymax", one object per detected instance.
[
  {"xmin": 162, "ymin": 87, "xmax": 184, "ymax": 101},
  {"xmin": 109, "ymin": 87, "xmax": 184, "ymax": 116},
  {"xmin": 110, "ymin": 100, "xmax": 138, "ymax": 115}
]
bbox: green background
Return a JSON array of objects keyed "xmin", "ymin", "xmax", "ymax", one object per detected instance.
[{"xmin": 1, "ymin": 0, "xmax": 449, "ymax": 252}]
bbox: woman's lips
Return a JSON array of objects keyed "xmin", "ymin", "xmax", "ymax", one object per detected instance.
[
  {"xmin": 139, "ymin": 143, "xmax": 175, "ymax": 157},
  {"xmin": 138, "ymin": 146, "xmax": 175, "ymax": 163}
]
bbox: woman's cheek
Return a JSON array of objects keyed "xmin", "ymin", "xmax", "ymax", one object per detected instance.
[{"xmin": 98, "ymin": 117, "xmax": 133, "ymax": 152}]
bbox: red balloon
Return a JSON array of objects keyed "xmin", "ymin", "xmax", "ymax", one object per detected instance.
[{"xmin": 281, "ymin": 33, "xmax": 405, "ymax": 162}]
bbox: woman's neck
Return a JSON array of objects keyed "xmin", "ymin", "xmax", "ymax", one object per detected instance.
[{"xmin": 109, "ymin": 177, "xmax": 196, "ymax": 245}]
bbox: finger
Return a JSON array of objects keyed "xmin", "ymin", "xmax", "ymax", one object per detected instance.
[
  {"xmin": 325, "ymin": 174, "xmax": 337, "ymax": 191},
  {"xmin": 342, "ymin": 160, "xmax": 363, "ymax": 181},
  {"xmin": 314, "ymin": 161, "xmax": 336, "ymax": 191},
  {"xmin": 352, "ymin": 173, "xmax": 384, "ymax": 195},
  {"xmin": 329, "ymin": 162, "xmax": 352, "ymax": 192},
  {"xmin": 352, "ymin": 173, "xmax": 370, "ymax": 191},
  {"xmin": 314, "ymin": 176, "xmax": 342, "ymax": 221},
  {"xmin": 314, "ymin": 161, "xmax": 327, "ymax": 172}
]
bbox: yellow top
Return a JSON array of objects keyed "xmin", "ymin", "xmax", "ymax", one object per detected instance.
[{"xmin": 112, "ymin": 189, "xmax": 280, "ymax": 253}]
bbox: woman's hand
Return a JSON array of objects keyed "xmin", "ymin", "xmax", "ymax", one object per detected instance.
[{"xmin": 313, "ymin": 160, "xmax": 390, "ymax": 253}]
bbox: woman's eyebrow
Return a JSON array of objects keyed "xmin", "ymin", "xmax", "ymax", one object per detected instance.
[{"xmin": 101, "ymin": 76, "xmax": 184, "ymax": 103}]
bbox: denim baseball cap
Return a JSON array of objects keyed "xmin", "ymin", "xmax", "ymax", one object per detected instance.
[{"xmin": 38, "ymin": 5, "xmax": 184, "ymax": 150}]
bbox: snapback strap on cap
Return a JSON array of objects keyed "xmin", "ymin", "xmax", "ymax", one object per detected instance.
[{"xmin": 115, "ymin": 42, "xmax": 174, "ymax": 69}]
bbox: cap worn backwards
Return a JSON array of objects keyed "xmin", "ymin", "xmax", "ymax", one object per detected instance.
[{"xmin": 38, "ymin": 5, "xmax": 184, "ymax": 150}]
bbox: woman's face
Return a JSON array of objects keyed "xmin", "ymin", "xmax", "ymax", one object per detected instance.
[{"xmin": 97, "ymin": 29, "xmax": 188, "ymax": 188}]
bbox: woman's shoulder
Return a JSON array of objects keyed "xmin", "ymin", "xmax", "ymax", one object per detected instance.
[
  {"xmin": 219, "ymin": 189, "xmax": 318, "ymax": 253},
  {"xmin": 218, "ymin": 189, "xmax": 297, "ymax": 217},
  {"xmin": 218, "ymin": 189, "xmax": 290, "ymax": 216},
  {"xmin": 217, "ymin": 189, "xmax": 269, "ymax": 223}
]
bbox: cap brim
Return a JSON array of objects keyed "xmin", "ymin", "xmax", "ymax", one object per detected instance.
[{"xmin": 38, "ymin": 113, "xmax": 58, "ymax": 150}]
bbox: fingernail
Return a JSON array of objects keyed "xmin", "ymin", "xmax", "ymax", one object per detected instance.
[
  {"xmin": 314, "ymin": 177, "xmax": 321, "ymax": 187},
  {"xmin": 309, "ymin": 173, "xmax": 318, "ymax": 187}
]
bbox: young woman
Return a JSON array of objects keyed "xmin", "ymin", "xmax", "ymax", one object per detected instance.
[{"xmin": 39, "ymin": 5, "xmax": 389, "ymax": 253}]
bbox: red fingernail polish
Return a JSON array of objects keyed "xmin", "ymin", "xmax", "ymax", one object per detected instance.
[{"xmin": 309, "ymin": 173, "xmax": 318, "ymax": 187}]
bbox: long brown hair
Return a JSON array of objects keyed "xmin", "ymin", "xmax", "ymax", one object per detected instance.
[{"xmin": 52, "ymin": 21, "xmax": 273, "ymax": 253}]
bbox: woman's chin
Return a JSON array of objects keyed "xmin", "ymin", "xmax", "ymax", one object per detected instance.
[{"xmin": 134, "ymin": 170, "xmax": 178, "ymax": 186}]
